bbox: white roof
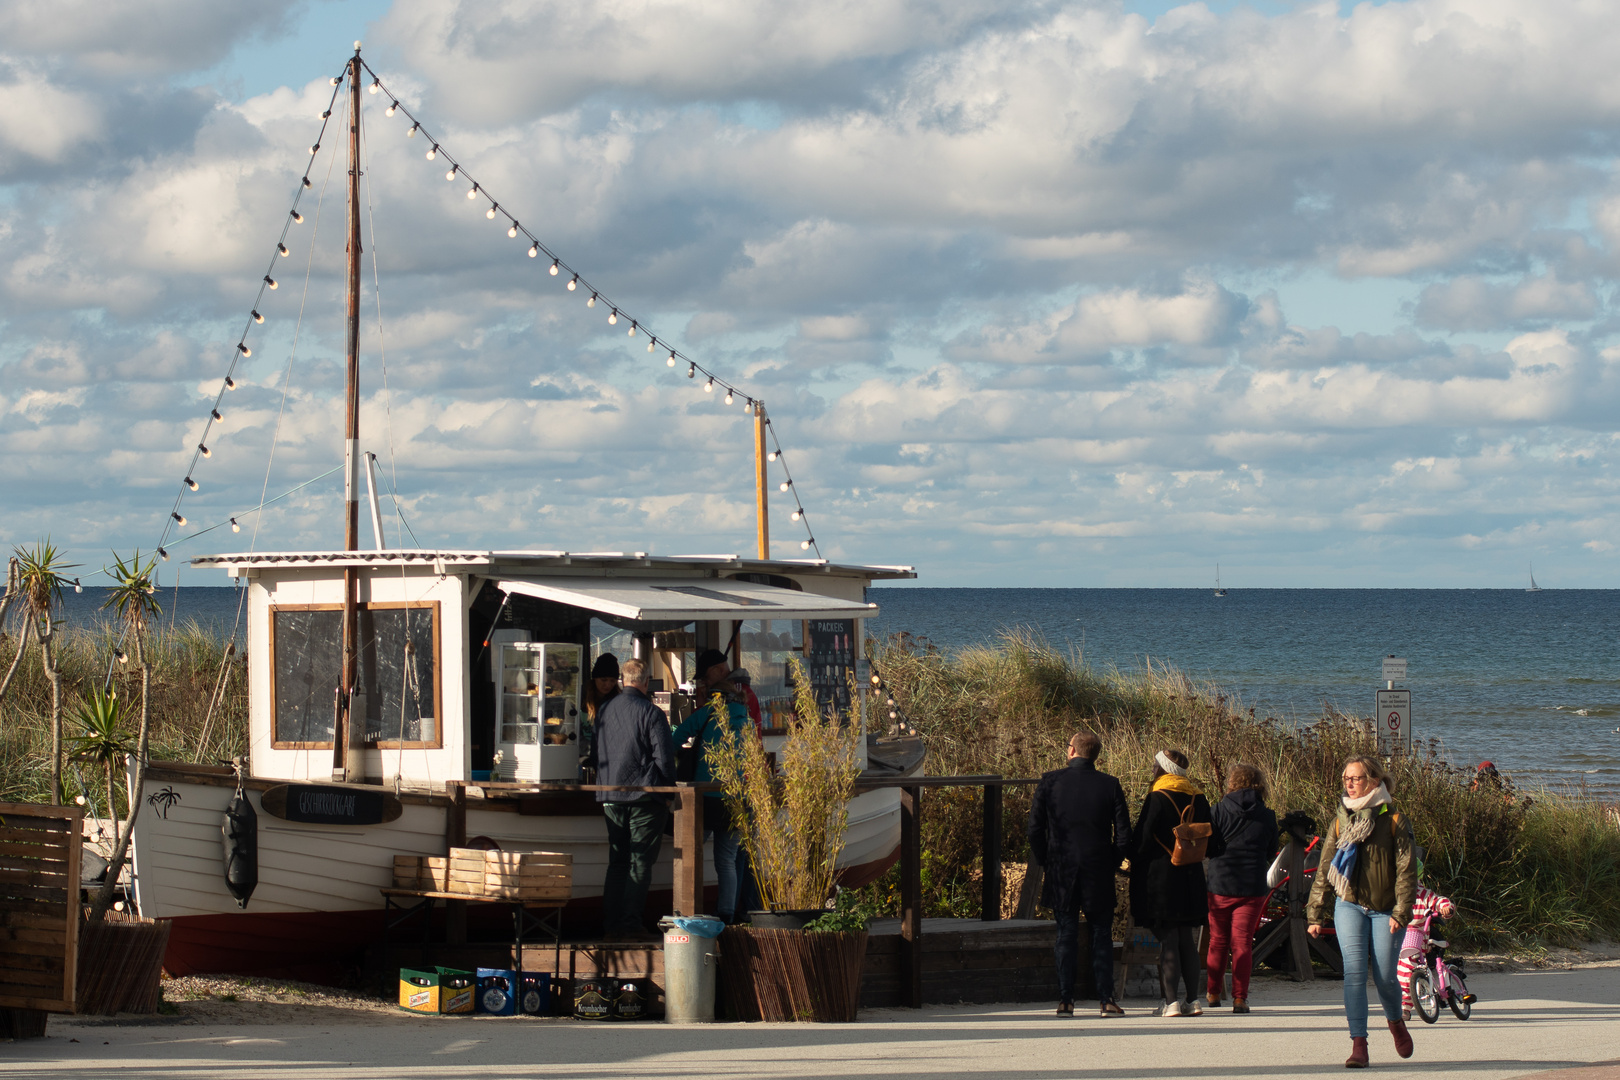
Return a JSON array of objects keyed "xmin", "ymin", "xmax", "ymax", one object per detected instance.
[
  {"xmin": 190, "ymin": 549, "xmax": 915, "ymax": 581},
  {"xmin": 495, "ymin": 576, "xmax": 878, "ymax": 622}
]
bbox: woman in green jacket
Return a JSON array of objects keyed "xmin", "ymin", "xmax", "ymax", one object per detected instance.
[{"xmin": 1307, "ymin": 755, "xmax": 1418, "ymax": 1069}]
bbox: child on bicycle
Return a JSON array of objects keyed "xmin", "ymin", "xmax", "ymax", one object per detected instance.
[{"xmin": 1398, "ymin": 874, "xmax": 1456, "ymax": 1020}]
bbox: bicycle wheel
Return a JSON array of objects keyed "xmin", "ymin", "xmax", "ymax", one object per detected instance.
[
  {"xmin": 1412, "ymin": 970, "xmax": 1440, "ymax": 1024},
  {"xmin": 1447, "ymin": 969, "xmax": 1472, "ymax": 1020}
]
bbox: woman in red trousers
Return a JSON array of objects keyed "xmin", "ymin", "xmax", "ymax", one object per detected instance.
[{"xmin": 1203, "ymin": 763, "xmax": 1280, "ymax": 1012}]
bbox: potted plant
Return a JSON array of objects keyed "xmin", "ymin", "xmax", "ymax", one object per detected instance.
[{"xmin": 708, "ymin": 659, "xmax": 870, "ymax": 1021}]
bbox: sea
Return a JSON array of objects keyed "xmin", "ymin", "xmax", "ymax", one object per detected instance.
[{"xmin": 32, "ymin": 584, "xmax": 1620, "ymax": 794}]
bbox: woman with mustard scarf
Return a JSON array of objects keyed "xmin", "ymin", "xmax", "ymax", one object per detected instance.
[
  {"xmin": 1307, "ymin": 754, "xmax": 1418, "ymax": 1069},
  {"xmin": 1129, "ymin": 749, "xmax": 1224, "ymax": 1016}
]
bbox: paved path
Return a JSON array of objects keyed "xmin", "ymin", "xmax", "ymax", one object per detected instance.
[{"xmin": 5, "ymin": 966, "xmax": 1618, "ymax": 1079}]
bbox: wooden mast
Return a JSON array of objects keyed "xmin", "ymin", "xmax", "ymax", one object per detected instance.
[
  {"xmin": 753, "ymin": 402, "xmax": 769, "ymax": 559},
  {"xmin": 334, "ymin": 49, "xmax": 364, "ymax": 782}
]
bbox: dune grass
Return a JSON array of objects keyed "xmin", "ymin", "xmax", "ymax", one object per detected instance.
[
  {"xmin": 861, "ymin": 630, "xmax": 1620, "ymax": 950},
  {"xmin": 0, "ymin": 623, "xmax": 247, "ymax": 811}
]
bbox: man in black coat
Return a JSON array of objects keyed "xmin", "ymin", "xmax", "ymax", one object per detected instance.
[{"xmin": 1028, "ymin": 730, "xmax": 1132, "ymax": 1016}]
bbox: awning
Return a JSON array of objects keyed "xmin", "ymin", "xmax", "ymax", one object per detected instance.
[{"xmin": 494, "ymin": 577, "xmax": 877, "ymax": 623}]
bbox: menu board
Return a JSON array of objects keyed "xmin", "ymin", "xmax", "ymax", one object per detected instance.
[{"xmin": 806, "ymin": 618, "xmax": 856, "ymax": 716}]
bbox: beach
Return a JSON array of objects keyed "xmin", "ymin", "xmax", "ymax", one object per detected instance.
[{"xmin": 11, "ymin": 951, "xmax": 1620, "ymax": 1079}]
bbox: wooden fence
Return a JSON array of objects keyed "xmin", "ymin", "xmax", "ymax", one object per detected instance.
[{"xmin": 0, "ymin": 801, "xmax": 83, "ymax": 1014}]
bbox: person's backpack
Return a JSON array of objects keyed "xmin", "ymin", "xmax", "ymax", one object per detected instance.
[{"xmin": 1156, "ymin": 793, "xmax": 1213, "ymax": 866}]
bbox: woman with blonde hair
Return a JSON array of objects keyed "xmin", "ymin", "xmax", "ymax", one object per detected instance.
[
  {"xmin": 1308, "ymin": 754, "xmax": 1418, "ymax": 1068},
  {"xmin": 1203, "ymin": 763, "xmax": 1279, "ymax": 1013}
]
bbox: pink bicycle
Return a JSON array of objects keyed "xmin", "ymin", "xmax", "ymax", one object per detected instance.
[{"xmin": 1408, "ymin": 919, "xmax": 1475, "ymax": 1023}]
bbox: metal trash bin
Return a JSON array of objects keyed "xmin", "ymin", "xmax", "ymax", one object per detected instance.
[{"xmin": 659, "ymin": 916, "xmax": 725, "ymax": 1023}]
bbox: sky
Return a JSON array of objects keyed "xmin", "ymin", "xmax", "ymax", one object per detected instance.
[{"xmin": 4, "ymin": 0, "xmax": 1620, "ymax": 589}]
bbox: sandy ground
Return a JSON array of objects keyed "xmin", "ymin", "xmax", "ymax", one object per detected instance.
[{"xmin": 5, "ymin": 953, "xmax": 1619, "ymax": 1079}]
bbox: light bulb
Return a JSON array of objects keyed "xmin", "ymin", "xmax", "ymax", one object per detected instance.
[
  {"xmin": 185, "ymin": 476, "xmax": 198, "ymax": 491},
  {"xmin": 742, "ymin": 397, "xmax": 751, "ymax": 410},
  {"xmin": 508, "ymin": 224, "xmax": 519, "ymax": 238},
  {"xmin": 780, "ymin": 480, "xmax": 791, "ymax": 492},
  {"xmin": 446, "ymin": 165, "xmax": 458, "ymax": 181},
  {"xmin": 75, "ymin": 794, "xmax": 86, "ymax": 806},
  {"xmin": 230, "ymin": 517, "xmax": 241, "ymax": 533},
  {"xmin": 224, "ymin": 376, "xmax": 236, "ymax": 390},
  {"xmin": 277, "ymin": 243, "xmax": 288, "ymax": 257},
  {"xmin": 628, "ymin": 322, "xmax": 637, "ymax": 337},
  {"xmin": 467, "ymin": 185, "xmax": 478, "ymax": 199},
  {"xmin": 529, "ymin": 243, "xmax": 539, "ymax": 258},
  {"xmin": 329, "ymin": 77, "xmax": 340, "ymax": 87},
  {"xmin": 687, "ymin": 362, "xmax": 696, "ymax": 378},
  {"xmin": 198, "ymin": 444, "xmax": 210, "ymax": 457},
  {"xmin": 369, "ymin": 79, "xmax": 380, "ymax": 94},
  {"xmin": 301, "ymin": 176, "xmax": 311, "ymax": 189},
  {"xmin": 408, "ymin": 123, "xmax": 419, "ymax": 138},
  {"xmin": 237, "ymin": 343, "xmax": 250, "ymax": 356},
  {"xmin": 212, "ymin": 410, "xmax": 223, "ymax": 424},
  {"xmin": 74, "ymin": 581, "xmax": 83, "ymax": 595},
  {"xmin": 291, "ymin": 210, "xmax": 303, "ymax": 224},
  {"xmin": 550, "ymin": 260, "xmax": 559, "ymax": 276},
  {"xmin": 801, "ymin": 539, "xmax": 813, "ymax": 550},
  {"xmin": 647, "ymin": 340, "xmax": 655, "ymax": 352},
  {"xmin": 608, "ymin": 310, "xmax": 618, "ymax": 325},
  {"xmin": 386, "ymin": 101, "xmax": 398, "ymax": 117},
  {"xmin": 114, "ymin": 648, "xmax": 127, "ymax": 663},
  {"xmin": 567, "ymin": 275, "xmax": 577, "ymax": 291},
  {"xmin": 768, "ymin": 451, "xmax": 778, "ymax": 462},
  {"xmin": 427, "ymin": 144, "xmax": 438, "ymax": 160},
  {"xmin": 792, "ymin": 509, "xmax": 802, "ymax": 521},
  {"xmin": 588, "ymin": 294, "xmax": 596, "ymax": 308},
  {"xmin": 705, "ymin": 377, "xmax": 714, "ymax": 393},
  {"xmin": 486, "ymin": 206, "xmax": 497, "ymax": 219},
  {"xmin": 724, "ymin": 390, "xmax": 734, "ymax": 405},
  {"xmin": 309, "ymin": 144, "xmax": 320, "ymax": 155},
  {"xmin": 264, "ymin": 275, "xmax": 277, "ymax": 290},
  {"xmin": 251, "ymin": 310, "xmax": 263, "ymax": 324},
  {"xmin": 321, "ymin": 109, "xmax": 332, "ymax": 119},
  {"xmin": 172, "ymin": 512, "xmax": 187, "ymax": 527},
  {"xmin": 668, "ymin": 352, "xmax": 677, "ymax": 367}
]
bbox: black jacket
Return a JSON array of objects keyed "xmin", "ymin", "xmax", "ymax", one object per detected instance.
[
  {"xmin": 1128, "ymin": 786, "xmax": 1225, "ymax": 928},
  {"xmin": 1028, "ymin": 757, "xmax": 1131, "ymax": 914},
  {"xmin": 1204, "ymin": 788, "xmax": 1280, "ymax": 898},
  {"xmin": 586, "ymin": 687, "xmax": 674, "ymax": 802}
]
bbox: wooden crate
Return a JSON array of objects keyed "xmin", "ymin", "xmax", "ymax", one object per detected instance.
[
  {"xmin": 446, "ymin": 848, "xmax": 571, "ymax": 900},
  {"xmin": 392, "ymin": 855, "xmax": 450, "ymax": 891}
]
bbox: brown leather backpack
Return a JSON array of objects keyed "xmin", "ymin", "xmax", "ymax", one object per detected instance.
[{"xmin": 1155, "ymin": 792, "xmax": 1213, "ymax": 866}]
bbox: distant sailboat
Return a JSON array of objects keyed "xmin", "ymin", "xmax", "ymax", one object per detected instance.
[
  {"xmin": 1214, "ymin": 564, "xmax": 1227, "ymax": 597},
  {"xmin": 1527, "ymin": 563, "xmax": 1542, "ymax": 592}
]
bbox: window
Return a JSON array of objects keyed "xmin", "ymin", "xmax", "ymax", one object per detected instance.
[{"xmin": 271, "ymin": 602, "xmax": 440, "ymax": 749}]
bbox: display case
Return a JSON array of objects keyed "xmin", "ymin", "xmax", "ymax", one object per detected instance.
[{"xmin": 494, "ymin": 642, "xmax": 583, "ymax": 782}]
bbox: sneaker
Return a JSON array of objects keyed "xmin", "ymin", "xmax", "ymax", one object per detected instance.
[
  {"xmin": 1185, "ymin": 999, "xmax": 1203, "ymax": 1016},
  {"xmin": 1099, "ymin": 999, "xmax": 1125, "ymax": 1018},
  {"xmin": 1233, "ymin": 998, "xmax": 1250, "ymax": 1014},
  {"xmin": 1056, "ymin": 1001, "xmax": 1074, "ymax": 1016},
  {"xmin": 1155, "ymin": 1000, "xmax": 1184, "ymax": 1017}
]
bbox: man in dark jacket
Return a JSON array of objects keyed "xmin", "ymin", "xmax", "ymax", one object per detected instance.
[
  {"xmin": 590, "ymin": 658, "xmax": 675, "ymax": 941},
  {"xmin": 1028, "ymin": 730, "xmax": 1132, "ymax": 1016}
]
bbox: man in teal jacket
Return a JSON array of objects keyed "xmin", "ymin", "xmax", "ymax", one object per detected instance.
[{"xmin": 672, "ymin": 649, "xmax": 755, "ymax": 921}]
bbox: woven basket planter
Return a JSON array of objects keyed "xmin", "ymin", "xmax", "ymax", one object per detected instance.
[
  {"xmin": 76, "ymin": 912, "xmax": 171, "ymax": 1015},
  {"xmin": 718, "ymin": 927, "xmax": 867, "ymax": 1022}
]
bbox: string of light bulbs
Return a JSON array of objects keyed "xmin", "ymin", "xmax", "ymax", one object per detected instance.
[{"xmin": 354, "ymin": 56, "xmax": 823, "ymax": 557}]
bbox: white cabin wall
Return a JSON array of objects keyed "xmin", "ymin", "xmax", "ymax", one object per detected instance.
[{"xmin": 246, "ymin": 568, "xmax": 468, "ymax": 786}]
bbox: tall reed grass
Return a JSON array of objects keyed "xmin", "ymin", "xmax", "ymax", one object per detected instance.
[
  {"xmin": 0, "ymin": 623, "xmax": 247, "ymax": 811},
  {"xmin": 863, "ymin": 630, "xmax": 1620, "ymax": 950}
]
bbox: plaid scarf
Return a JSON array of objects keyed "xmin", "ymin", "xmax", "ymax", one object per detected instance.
[{"xmin": 1326, "ymin": 783, "xmax": 1391, "ymax": 897}]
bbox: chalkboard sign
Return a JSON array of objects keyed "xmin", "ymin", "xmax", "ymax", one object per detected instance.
[
  {"xmin": 806, "ymin": 618, "xmax": 855, "ymax": 715},
  {"xmin": 272, "ymin": 603, "xmax": 439, "ymax": 747},
  {"xmin": 260, "ymin": 784, "xmax": 403, "ymax": 825}
]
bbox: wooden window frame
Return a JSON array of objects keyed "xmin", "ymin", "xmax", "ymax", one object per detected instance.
[{"xmin": 268, "ymin": 600, "xmax": 444, "ymax": 751}]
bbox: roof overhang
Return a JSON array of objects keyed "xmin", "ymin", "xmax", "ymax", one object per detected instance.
[
  {"xmin": 495, "ymin": 576, "xmax": 878, "ymax": 623},
  {"xmin": 190, "ymin": 549, "xmax": 916, "ymax": 582}
]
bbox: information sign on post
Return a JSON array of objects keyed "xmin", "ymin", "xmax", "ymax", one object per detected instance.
[
  {"xmin": 1382, "ymin": 656, "xmax": 1407, "ymax": 683},
  {"xmin": 1375, "ymin": 689, "xmax": 1411, "ymax": 755}
]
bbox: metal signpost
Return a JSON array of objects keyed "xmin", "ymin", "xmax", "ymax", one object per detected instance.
[{"xmin": 1377, "ymin": 655, "xmax": 1411, "ymax": 754}]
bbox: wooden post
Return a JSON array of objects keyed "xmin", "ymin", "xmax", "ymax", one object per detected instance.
[
  {"xmin": 672, "ymin": 788, "xmax": 704, "ymax": 916},
  {"xmin": 1287, "ymin": 839, "xmax": 1313, "ymax": 981},
  {"xmin": 753, "ymin": 403, "xmax": 769, "ymax": 559},
  {"xmin": 900, "ymin": 784, "xmax": 922, "ymax": 1008},
  {"xmin": 980, "ymin": 781, "xmax": 1002, "ymax": 921},
  {"xmin": 335, "ymin": 50, "xmax": 365, "ymax": 783},
  {"xmin": 445, "ymin": 782, "xmax": 467, "ymax": 945}
]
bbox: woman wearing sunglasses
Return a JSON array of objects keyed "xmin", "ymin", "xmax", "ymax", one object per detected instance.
[{"xmin": 1307, "ymin": 755, "xmax": 1418, "ymax": 1069}]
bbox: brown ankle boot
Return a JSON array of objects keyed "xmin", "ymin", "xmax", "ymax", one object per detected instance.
[
  {"xmin": 1389, "ymin": 1019, "xmax": 1413, "ymax": 1058},
  {"xmin": 1345, "ymin": 1037, "xmax": 1369, "ymax": 1068}
]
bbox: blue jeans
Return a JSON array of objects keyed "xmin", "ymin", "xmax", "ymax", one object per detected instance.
[
  {"xmin": 703, "ymin": 797, "xmax": 745, "ymax": 921},
  {"xmin": 1334, "ymin": 899, "xmax": 1404, "ymax": 1037}
]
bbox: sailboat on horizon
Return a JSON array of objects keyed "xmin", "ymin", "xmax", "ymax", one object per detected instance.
[
  {"xmin": 1214, "ymin": 564, "xmax": 1227, "ymax": 597},
  {"xmin": 1527, "ymin": 563, "xmax": 1543, "ymax": 592}
]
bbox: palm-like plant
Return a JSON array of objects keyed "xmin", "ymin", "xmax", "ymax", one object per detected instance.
[
  {"xmin": 87, "ymin": 550, "xmax": 160, "ymax": 925},
  {"xmin": 2, "ymin": 540, "xmax": 80, "ymax": 803},
  {"xmin": 67, "ymin": 686, "xmax": 132, "ymax": 839}
]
